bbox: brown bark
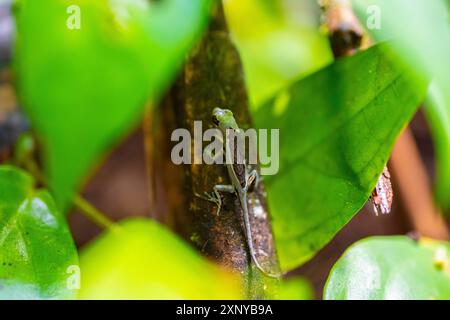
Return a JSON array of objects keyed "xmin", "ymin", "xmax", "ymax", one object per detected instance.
[
  {"xmin": 321, "ymin": 0, "xmax": 366, "ymax": 57},
  {"xmin": 156, "ymin": 2, "xmax": 280, "ymax": 298}
]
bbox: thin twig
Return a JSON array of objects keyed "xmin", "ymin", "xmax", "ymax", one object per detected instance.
[
  {"xmin": 73, "ymin": 195, "xmax": 117, "ymax": 231},
  {"xmin": 142, "ymin": 100, "xmax": 157, "ymax": 218},
  {"xmin": 391, "ymin": 129, "xmax": 450, "ymax": 239}
]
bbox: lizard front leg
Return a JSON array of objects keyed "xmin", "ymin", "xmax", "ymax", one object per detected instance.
[{"xmin": 195, "ymin": 184, "xmax": 235, "ymax": 216}]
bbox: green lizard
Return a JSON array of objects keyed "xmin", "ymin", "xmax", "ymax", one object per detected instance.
[{"xmin": 198, "ymin": 107, "xmax": 281, "ymax": 278}]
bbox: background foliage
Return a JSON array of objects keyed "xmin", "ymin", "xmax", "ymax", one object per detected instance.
[{"xmin": 0, "ymin": 0, "xmax": 447, "ymax": 299}]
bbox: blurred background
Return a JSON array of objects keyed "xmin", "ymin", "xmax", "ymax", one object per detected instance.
[{"xmin": 0, "ymin": 0, "xmax": 449, "ymax": 298}]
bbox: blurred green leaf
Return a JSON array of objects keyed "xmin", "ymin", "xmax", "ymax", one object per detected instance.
[
  {"xmin": 224, "ymin": 0, "xmax": 332, "ymax": 107},
  {"xmin": 352, "ymin": 0, "xmax": 450, "ymax": 210},
  {"xmin": 352, "ymin": 0, "xmax": 449, "ymax": 83},
  {"xmin": 14, "ymin": 0, "xmax": 211, "ymax": 210},
  {"xmin": 0, "ymin": 165, "xmax": 78, "ymax": 299},
  {"xmin": 79, "ymin": 218, "xmax": 242, "ymax": 299},
  {"xmin": 255, "ymin": 44, "xmax": 426, "ymax": 271},
  {"xmin": 424, "ymin": 83, "xmax": 450, "ymax": 210},
  {"xmin": 276, "ymin": 277, "xmax": 314, "ymax": 300},
  {"xmin": 324, "ymin": 236, "xmax": 450, "ymax": 299}
]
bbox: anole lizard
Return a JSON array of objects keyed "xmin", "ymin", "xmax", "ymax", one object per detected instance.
[{"xmin": 198, "ymin": 107, "xmax": 281, "ymax": 278}]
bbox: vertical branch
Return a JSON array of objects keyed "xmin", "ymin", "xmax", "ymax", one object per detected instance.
[
  {"xmin": 143, "ymin": 101, "xmax": 157, "ymax": 218},
  {"xmin": 320, "ymin": 0, "xmax": 365, "ymax": 57},
  {"xmin": 158, "ymin": 2, "xmax": 280, "ymax": 298},
  {"xmin": 391, "ymin": 130, "xmax": 449, "ymax": 239},
  {"xmin": 144, "ymin": 97, "xmax": 182, "ymax": 225}
]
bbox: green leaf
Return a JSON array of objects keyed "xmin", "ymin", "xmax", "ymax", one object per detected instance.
[
  {"xmin": 324, "ymin": 236, "xmax": 450, "ymax": 300},
  {"xmin": 352, "ymin": 0, "xmax": 450, "ymax": 85},
  {"xmin": 14, "ymin": 0, "xmax": 211, "ymax": 210},
  {"xmin": 424, "ymin": 83, "xmax": 450, "ymax": 209},
  {"xmin": 224, "ymin": 0, "xmax": 332, "ymax": 107},
  {"xmin": 78, "ymin": 218, "xmax": 242, "ymax": 299},
  {"xmin": 276, "ymin": 277, "xmax": 314, "ymax": 300},
  {"xmin": 0, "ymin": 165, "xmax": 79, "ymax": 299},
  {"xmin": 352, "ymin": 0, "xmax": 450, "ymax": 209},
  {"xmin": 254, "ymin": 44, "xmax": 426, "ymax": 271}
]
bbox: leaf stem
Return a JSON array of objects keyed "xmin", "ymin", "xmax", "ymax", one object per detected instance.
[
  {"xmin": 22, "ymin": 155, "xmax": 116, "ymax": 231},
  {"xmin": 73, "ymin": 195, "xmax": 117, "ymax": 231}
]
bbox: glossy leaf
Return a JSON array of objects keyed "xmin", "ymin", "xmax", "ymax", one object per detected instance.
[
  {"xmin": 324, "ymin": 236, "xmax": 450, "ymax": 300},
  {"xmin": 14, "ymin": 0, "xmax": 211, "ymax": 210},
  {"xmin": 78, "ymin": 218, "xmax": 241, "ymax": 299},
  {"xmin": 0, "ymin": 165, "xmax": 79, "ymax": 299},
  {"xmin": 352, "ymin": 0, "xmax": 450, "ymax": 209},
  {"xmin": 255, "ymin": 44, "xmax": 426, "ymax": 271}
]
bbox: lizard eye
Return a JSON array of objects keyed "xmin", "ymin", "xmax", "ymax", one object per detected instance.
[{"xmin": 212, "ymin": 115, "xmax": 220, "ymax": 126}]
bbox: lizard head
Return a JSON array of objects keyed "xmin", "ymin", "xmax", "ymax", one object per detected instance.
[{"xmin": 212, "ymin": 107, "xmax": 239, "ymax": 131}]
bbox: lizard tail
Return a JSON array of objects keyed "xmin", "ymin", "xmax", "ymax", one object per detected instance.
[{"xmin": 242, "ymin": 200, "xmax": 282, "ymax": 279}]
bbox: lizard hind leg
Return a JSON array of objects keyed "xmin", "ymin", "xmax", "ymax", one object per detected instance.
[{"xmin": 195, "ymin": 184, "xmax": 235, "ymax": 216}]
